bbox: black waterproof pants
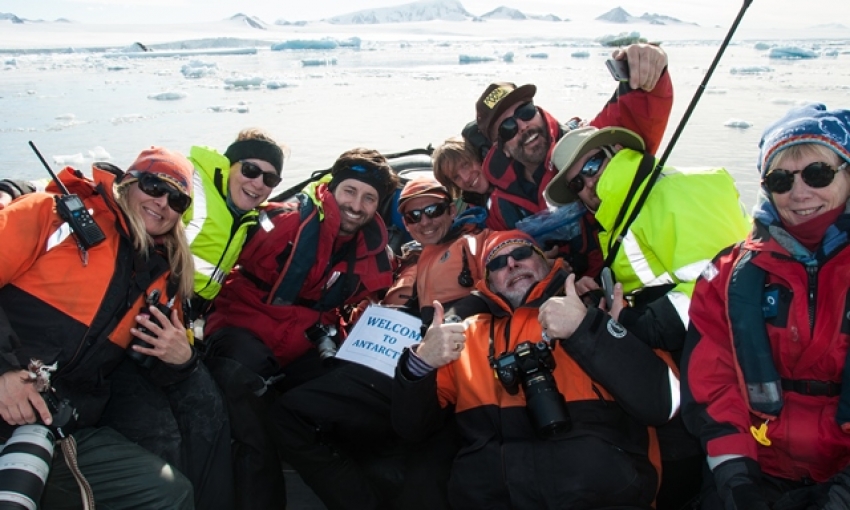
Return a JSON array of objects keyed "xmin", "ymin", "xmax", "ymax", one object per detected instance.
[
  {"xmin": 268, "ymin": 361, "xmax": 454, "ymax": 510},
  {"xmin": 98, "ymin": 358, "xmax": 233, "ymax": 510}
]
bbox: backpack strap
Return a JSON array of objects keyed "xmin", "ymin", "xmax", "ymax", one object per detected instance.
[{"xmin": 267, "ymin": 194, "xmax": 321, "ymax": 306}]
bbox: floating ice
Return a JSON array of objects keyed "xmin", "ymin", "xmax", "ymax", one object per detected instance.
[
  {"xmin": 181, "ymin": 60, "xmax": 217, "ymax": 79},
  {"xmin": 53, "ymin": 153, "xmax": 85, "ymax": 165},
  {"xmin": 272, "ymin": 39, "xmax": 338, "ymax": 51},
  {"xmin": 224, "ymin": 76, "xmax": 263, "ymax": 88},
  {"xmin": 105, "ymin": 48, "xmax": 257, "ymax": 58},
  {"xmin": 107, "ymin": 64, "xmax": 130, "ymax": 71},
  {"xmin": 768, "ymin": 47, "xmax": 818, "ymax": 60},
  {"xmin": 770, "ymin": 98, "xmax": 805, "ymax": 105},
  {"xmin": 88, "ymin": 146, "xmax": 111, "ymax": 160},
  {"xmin": 265, "ymin": 80, "xmax": 296, "ymax": 89},
  {"xmin": 502, "ymin": 52, "xmax": 514, "ymax": 63},
  {"xmin": 571, "ymin": 51, "xmax": 590, "ymax": 58},
  {"xmin": 754, "ymin": 42, "xmax": 773, "ymax": 51},
  {"xmin": 147, "ymin": 91, "xmax": 187, "ymax": 100},
  {"xmin": 301, "ymin": 58, "xmax": 337, "ymax": 66},
  {"xmin": 823, "ymin": 49, "xmax": 839, "ymax": 57},
  {"xmin": 724, "ymin": 119, "xmax": 752, "ymax": 129},
  {"xmin": 111, "ymin": 114, "xmax": 146, "ymax": 124},
  {"xmin": 705, "ymin": 88, "xmax": 728, "ymax": 95},
  {"xmin": 459, "ymin": 55, "xmax": 496, "ymax": 64},
  {"xmin": 730, "ymin": 66, "xmax": 773, "ymax": 75},
  {"xmin": 208, "ymin": 104, "xmax": 250, "ymax": 113},
  {"xmin": 527, "ymin": 53, "xmax": 548, "ymax": 59},
  {"xmin": 5, "ymin": 58, "xmax": 16, "ymax": 66},
  {"xmin": 55, "ymin": 113, "xmax": 76, "ymax": 121}
]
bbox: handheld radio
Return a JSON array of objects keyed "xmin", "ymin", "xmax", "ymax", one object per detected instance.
[{"xmin": 29, "ymin": 141, "xmax": 106, "ymax": 250}]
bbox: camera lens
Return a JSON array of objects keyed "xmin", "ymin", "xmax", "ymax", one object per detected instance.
[{"xmin": 0, "ymin": 425, "xmax": 56, "ymax": 509}]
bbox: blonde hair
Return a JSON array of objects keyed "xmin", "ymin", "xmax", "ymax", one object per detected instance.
[
  {"xmin": 114, "ymin": 180, "xmax": 195, "ymax": 299},
  {"xmin": 432, "ymin": 136, "xmax": 482, "ymax": 199}
]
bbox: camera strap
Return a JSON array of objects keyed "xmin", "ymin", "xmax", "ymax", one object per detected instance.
[{"xmin": 58, "ymin": 436, "xmax": 96, "ymax": 510}]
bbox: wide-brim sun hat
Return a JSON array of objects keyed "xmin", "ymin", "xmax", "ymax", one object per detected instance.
[{"xmin": 544, "ymin": 126, "xmax": 645, "ymax": 207}]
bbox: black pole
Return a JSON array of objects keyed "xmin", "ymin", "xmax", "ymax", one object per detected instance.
[{"xmin": 604, "ymin": 0, "xmax": 754, "ymax": 267}]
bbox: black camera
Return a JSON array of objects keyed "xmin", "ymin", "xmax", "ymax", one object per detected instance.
[
  {"xmin": 128, "ymin": 290, "xmax": 171, "ymax": 369},
  {"xmin": 492, "ymin": 340, "xmax": 571, "ymax": 438},
  {"xmin": 305, "ymin": 323, "xmax": 338, "ymax": 364},
  {"xmin": 0, "ymin": 389, "xmax": 78, "ymax": 509}
]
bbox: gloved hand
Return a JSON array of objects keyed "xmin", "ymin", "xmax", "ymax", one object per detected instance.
[{"xmin": 713, "ymin": 457, "xmax": 771, "ymax": 510}]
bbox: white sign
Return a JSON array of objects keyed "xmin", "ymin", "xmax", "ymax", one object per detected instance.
[{"xmin": 336, "ymin": 305, "xmax": 422, "ymax": 377}]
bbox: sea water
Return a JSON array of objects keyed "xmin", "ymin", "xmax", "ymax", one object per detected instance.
[{"xmin": 1, "ymin": 33, "xmax": 848, "ymax": 210}]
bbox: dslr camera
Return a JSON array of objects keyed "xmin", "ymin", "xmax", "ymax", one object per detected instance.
[
  {"xmin": 305, "ymin": 323, "xmax": 338, "ymax": 364},
  {"xmin": 128, "ymin": 289, "xmax": 172, "ymax": 369},
  {"xmin": 0, "ymin": 362, "xmax": 78, "ymax": 509},
  {"xmin": 492, "ymin": 340, "xmax": 571, "ymax": 438}
]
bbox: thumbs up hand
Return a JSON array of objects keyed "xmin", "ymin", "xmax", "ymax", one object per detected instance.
[
  {"xmin": 538, "ymin": 273, "xmax": 588, "ymax": 341},
  {"xmin": 416, "ymin": 301, "xmax": 468, "ymax": 368}
]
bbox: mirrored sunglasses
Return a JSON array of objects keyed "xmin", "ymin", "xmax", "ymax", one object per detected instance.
[
  {"xmin": 130, "ymin": 171, "xmax": 192, "ymax": 214},
  {"xmin": 762, "ymin": 161, "xmax": 847, "ymax": 194},
  {"xmin": 568, "ymin": 146, "xmax": 615, "ymax": 194},
  {"xmin": 485, "ymin": 245, "xmax": 537, "ymax": 273},
  {"xmin": 403, "ymin": 202, "xmax": 450, "ymax": 224},
  {"xmin": 497, "ymin": 102, "xmax": 538, "ymax": 143},
  {"xmin": 241, "ymin": 161, "xmax": 282, "ymax": 188}
]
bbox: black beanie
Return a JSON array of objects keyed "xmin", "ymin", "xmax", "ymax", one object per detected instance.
[
  {"xmin": 328, "ymin": 163, "xmax": 393, "ymax": 203},
  {"xmin": 224, "ymin": 139, "xmax": 284, "ymax": 174}
]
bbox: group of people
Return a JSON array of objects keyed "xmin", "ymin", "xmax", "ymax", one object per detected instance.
[{"xmin": 2, "ymin": 40, "xmax": 850, "ymax": 510}]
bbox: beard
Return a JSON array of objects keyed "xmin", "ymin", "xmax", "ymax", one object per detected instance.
[{"xmin": 508, "ymin": 126, "xmax": 550, "ymax": 167}]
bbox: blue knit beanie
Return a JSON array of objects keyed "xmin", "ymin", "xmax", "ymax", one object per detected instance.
[{"xmin": 758, "ymin": 103, "xmax": 850, "ymax": 177}]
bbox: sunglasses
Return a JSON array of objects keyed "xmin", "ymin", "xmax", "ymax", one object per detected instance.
[
  {"xmin": 241, "ymin": 161, "xmax": 282, "ymax": 188},
  {"xmin": 403, "ymin": 202, "xmax": 450, "ymax": 224},
  {"xmin": 568, "ymin": 146, "xmax": 615, "ymax": 194},
  {"xmin": 129, "ymin": 172, "xmax": 192, "ymax": 214},
  {"xmin": 762, "ymin": 161, "xmax": 848, "ymax": 194},
  {"xmin": 485, "ymin": 245, "xmax": 538, "ymax": 273},
  {"xmin": 497, "ymin": 102, "xmax": 538, "ymax": 143}
]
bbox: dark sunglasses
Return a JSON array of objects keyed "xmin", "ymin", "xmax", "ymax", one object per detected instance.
[
  {"xmin": 762, "ymin": 161, "xmax": 848, "ymax": 194},
  {"xmin": 129, "ymin": 171, "xmax": 192, "ymax": 214},
  {"xmin": 497, "ymin": 102, "xmax": 538, "ymax": 143},
  {"xmin": 403, "ymin": 202, "xmax": 450, "ymax": 224},
  {"xmin": 568, "ymin": 146, "xmax": 614, "ymax": 194},
  {"xmin": 485, "ymin": 245, "xmax": 537, "ymax": 273},
  {"xmin": 241, "ymin": 161, "xmax": 282, "ymax": 188}
]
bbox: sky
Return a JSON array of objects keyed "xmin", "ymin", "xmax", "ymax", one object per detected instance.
[{"xmin": 2, "ymin": 0, "xmax": 848, "ymax": 30}]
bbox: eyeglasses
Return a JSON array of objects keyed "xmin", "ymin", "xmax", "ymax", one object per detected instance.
[
  {"xmin": 241, "ymin": 161, "xmax": 282, "ymax": 188},
  {"xmin": 762, "ymin": 161, "xmax": 848, "ymax": 194},
  {"xmin": 485, "ymin": 245, "xmax": 537, "ymax": 273},
  {"xmin": 497, "ymin": 102, "xmax": 538, "ymax": 143},
  {"xmin": 403, "ymin": 202, "xmax": 450, "ymax": 224},
  {"xmin": 129, "ymin": 171, "xmax": 192, "ymax": 214},
  {"xmin": 568, "ymin": 146, "xmax": 615, "ymax": 194}
]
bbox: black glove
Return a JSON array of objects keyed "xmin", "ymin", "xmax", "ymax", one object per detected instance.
[{"xmin": 713, "ymin": 457, "xmax": 771, "ymax": 510}]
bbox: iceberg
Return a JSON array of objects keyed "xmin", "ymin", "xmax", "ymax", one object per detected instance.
[
  {"xmin": 272, "ymin": 39, "xmax": 338, "ymax": 51},
  {"xmin": 208, "ymin": 104, "xmax": 250, "ymax": 113},
  {"xmin": 266, "ymin": 80, "xmax": 296, "ymax": 89},
  {"xmin": 147, "ymin": 91, "xmax": 187, "ymax": 101},
  {"xmin": 104, "ymin": 48, "xmax": 257, "ymax": 58},
  {"xmin": 753, "ymin": 42, "xmax": 773, "ymax": 51},
  {"xmin": 88, "ymin": 146, "xmax": 111, "ymax": 160},
  {"xmin": 527, "ymin": 53, "xmax": 548, "ymax": 59},
  {"xmin": 768, "ymin": 47, "xmax": 818, "ymax": 60},
  {"xmin": 301, "ymin": 58, "xmax": 337, "ymax": 66},
  {"xmin": 502, "ymin": 52, "xmax": 514, "ymax": 63},
  {"xmin": 571, "ymin": 50, "xmax": 590, "ymax": 58},
  {"xmin": 730, "ymin": 66, "xmax": 773, "ymax": 75},
  {"xmin": 596, "ymin": 32, "xmax": 647, "ymax": 47},
  {"xmin": 459, "ymin": 54, "xmax": 496, "ymax": 64},
  {"xmin": 53, "ymin": 153, "xmax": 85, "ymax": 165},
  {"xmin": 724, "ymin": 119, "xmax": 752, "ymax": 129},
  {"xmin": 224, "ymin": 76, "xmax": 263, "ymax": 88}
]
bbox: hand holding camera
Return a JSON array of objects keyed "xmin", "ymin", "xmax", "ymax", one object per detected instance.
[
  {"xmin": 130, "ymin": 291, "xmax": 192, "ymax": 367},
  {"xmin": 0, "ymin": 370, "xmax": 54, "ymax": 426}
]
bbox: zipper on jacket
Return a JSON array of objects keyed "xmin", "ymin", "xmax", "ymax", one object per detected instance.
[{"xmin": 806, "ymin": 265, "xmax": 817, "ymax": 333}]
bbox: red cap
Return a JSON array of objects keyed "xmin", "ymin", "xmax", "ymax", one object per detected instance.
[
  {"xmin": 127, "ymin": 147, "xmax": 194, "ymax": 195},
  {"xmin": 397, "ymin": 176, "xmax": 451, "ymax": 211}
]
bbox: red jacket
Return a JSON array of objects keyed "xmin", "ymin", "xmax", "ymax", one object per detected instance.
[
  {"xmin": 205, "ymin": 184, "xmax": 394, "ymax": 366},
  {"xmin": 682, "ymin": 220, "xmax": 850, "ymax": 483},
  {"xmin": 0, "ymin": 165, "xmax": 180, "ymax": 433}
]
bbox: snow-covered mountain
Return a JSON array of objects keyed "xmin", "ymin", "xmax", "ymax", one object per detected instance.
[
  {"xmin": 480, "ymin": 7, "xmax": 526, "ymax": 20},
  {"xmin": 325, "ymin": 0, "xmax": 473, "ymax": 24},
  {"xmin": 1, "ymin": 12, "xmax": 25, "ymax": 23},
  {"xmin": 228, "ymin": 13, "xmax": 267, "ymax": 30},
  {"xmin": 596, "ymin": 7, "xmax": 694, "ymax": 26}
]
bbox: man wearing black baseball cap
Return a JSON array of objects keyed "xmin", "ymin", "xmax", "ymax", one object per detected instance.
[{"xmin": 473, "ymin": 43, "xmax": 674, "ymax": 279}]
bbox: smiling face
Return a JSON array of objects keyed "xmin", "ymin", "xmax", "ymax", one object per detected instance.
[
  {"xmin": 228, "ymin": 159, "xmax": 277, "ymax": 210},
  {"xmin": 562, "ymin": 147, "xmax": 613, "ymax": 213},
  {"xmin": 494, "ymin": 102, "xmax": 549, "ymax": 168},
  {"xmin": 487, "ymin": 243, "xmax": 550, "ymax": 308},
  {"xmin": 401, "ymin": 196, "xmax": 455, "ymax": 246},
  {"xmin": 447, "ymin": 159, "xmax": 489, "ymax": 195},
  {"xmin": 126, "ymin": 180, "xmax": 181, "ymax": 236},
  {"xmin": 769, "ymin": 147, "xmax": 850, "ymax": 227},
  {"xmin": 332, "ymin": 178, "xmax": 380, "ymax": 236}
]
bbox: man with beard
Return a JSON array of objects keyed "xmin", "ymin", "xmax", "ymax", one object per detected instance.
[
  {"xmin": 392, "ymin": 229, "xmax": 679, "ymax": 509},
  {"xmin": 202, "ymin": 147, "xmax": 398, "ymax": 510},
  {"xmin": 474, "ymin": 44, "xmax": 673, "ymax": 277}
]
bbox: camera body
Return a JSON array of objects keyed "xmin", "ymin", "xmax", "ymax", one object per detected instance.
[
  {"xmin": 305, "ymin": 323, "xmax": 338, "ymax": 363},
  {"xmin": 493, "ymin": 340, "xmax": 571, "ymax": 437}
]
